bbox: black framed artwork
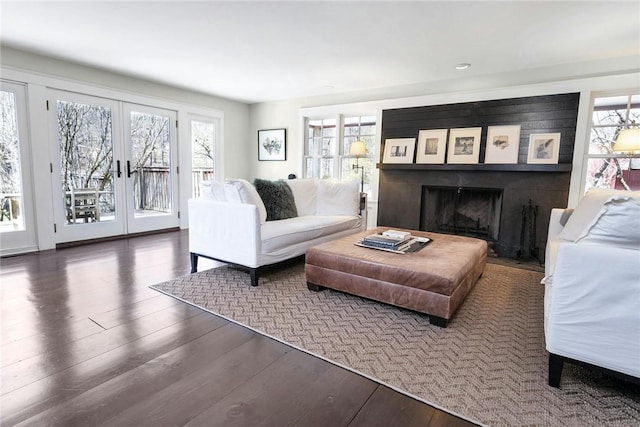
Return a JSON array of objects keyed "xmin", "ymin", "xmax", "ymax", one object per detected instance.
[{"xmin": 258, "ymin": 128, "xmax": 286, "ymax": 161}]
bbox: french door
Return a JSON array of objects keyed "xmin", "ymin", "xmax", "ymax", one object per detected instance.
[
  {"xmin": 48, "ymin": 90, "xmax": 178, "ymax": 243},
  {"xmin": 0, "ymin": 81, "xmax": 37, "ymax": 255}
]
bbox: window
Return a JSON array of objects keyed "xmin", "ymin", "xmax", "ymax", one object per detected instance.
[
  {"xmin": 191, "ymin": 119, "xmax": 216, "ymax": 197},
  {"xmin": 305, "ymin": 118, "xmax": 336, "ymax": 179},
  {"xmin": 586, "ymin": 93, "xmax": 640, "ymax": 191},
  {"xmin": 341, "ymin": 116, "xmax": 376, "ymax": 195},
  {"xmin": 304, "ymin": 115, "xmax": 376, "ymax": 196}
]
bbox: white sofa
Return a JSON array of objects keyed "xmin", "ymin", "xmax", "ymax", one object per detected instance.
[
  {"xmin": 543, "ymin": 188, "xmax": 640, "ymax": 387},
  {"xmin": 189, "ymin": 178, "xmax": 367, "ymax": 286}
]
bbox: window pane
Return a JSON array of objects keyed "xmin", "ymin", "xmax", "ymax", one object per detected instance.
[
  {"xmin": 322, "ymin": 137, "xmax": 334, "ymax": 155},
  {"xmin": 592, "ymin": 109, "xmax": 627, "ymax": 127},
  {"xmin": 629, "ymin": 108, "xmax": 640, "ymax": 125},
  {"xmin": 130, "ymin": 111, "xmax": 171, "ymax": 216},
  {"xmin": 584, "ymin": 158, "xmax": 639, "ymax": 190},
  {"xmin": 191, "ymin": 120, "xmax": 215, "ymax": 198},
  {"xmin": 320, "ymin": 158, "xmax": 333, "ymax": 179},
  {"xmin": 0, "ymin": 90, "xmax": 25, "ymax": 232},
  {"xmin": 305, "ymin": 158, "xmax": 314, "ymax": 178},
  {"xmin": 589, "ymin": 127, "xmax": 617, "ymax": 154}
]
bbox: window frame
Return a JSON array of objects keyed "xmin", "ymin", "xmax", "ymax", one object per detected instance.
[
  {"xmin": 303, "ymin": 114, "xmax": 377, "ymax": 196},
  {"xmin": 583, "ymin": 91, "xmax": 640, "ymax": 193}
]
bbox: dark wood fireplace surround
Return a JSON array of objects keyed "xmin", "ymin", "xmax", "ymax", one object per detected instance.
[{"xmin": 377, "ymin": 93, "xmax": 580, "ymax": 262}]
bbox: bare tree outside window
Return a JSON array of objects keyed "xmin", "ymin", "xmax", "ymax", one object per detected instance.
[
  {"xmin": 57, "ymin": 100, "xmax": 114, "ymax": 224},
  {"xmin": 0, "ymin": 90, "xmax": 25, "ymax": 231},
  {"xmin": 191, "ymin": 120, "xmax": 215, "ymax": 197}
]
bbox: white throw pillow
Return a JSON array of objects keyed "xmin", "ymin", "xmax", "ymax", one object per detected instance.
[
  {"xmin": 286, "ymin": 178, "xmax": 317, "ymax": 216},
  {"xmin": 577, "ymin": 197, "xmax": 640, "ymax": 248},
  {"xmin": 558, "ymin": 189, "xmax": 640, "ymax": 242},
  {"xmin": 225, "ymin": 179, "xmax": 268, "ymax": 224},
  {"xmin": 200, "ymin": 180, "xmax": 226, "ymax": 201},
  {"xmin": 199, "ymin": 180, "xmax": 214, "ymax": 199},
  {"xmin": 316, "ymin": 179, "xmax": 359, "ymax": 216}
]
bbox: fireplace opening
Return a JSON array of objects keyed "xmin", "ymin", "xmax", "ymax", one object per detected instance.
[{"xmin": 421, "ymin": 186, "xmax": 503, "ymax": 241}]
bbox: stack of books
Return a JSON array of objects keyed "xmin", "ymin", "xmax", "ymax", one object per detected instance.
[{"xmin": 361, "ymin": 230, "xmax": 413, "ymax": 252}]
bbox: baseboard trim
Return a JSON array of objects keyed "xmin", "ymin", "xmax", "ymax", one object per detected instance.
[{"xmin": 55, "ymin": 227, "xmax": 180, "ymax": 249}]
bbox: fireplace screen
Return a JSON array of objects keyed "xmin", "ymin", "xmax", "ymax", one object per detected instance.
[{"xmin": 421, "ymin": 186, "xmax": 503, "ymax": 241}]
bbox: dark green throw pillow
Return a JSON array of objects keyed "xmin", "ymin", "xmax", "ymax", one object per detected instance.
[{"xmin": 253, "ymin": 179, "xmax": 298, "ymax": 221}]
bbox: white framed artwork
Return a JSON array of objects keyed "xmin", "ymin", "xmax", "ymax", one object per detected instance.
[
  {"xmin": 416, "ymin": 129, "xmax": 448, "ymax": 164},
  {"xmin": 527, "ymin": 133, "xmax": 561, "ymax": 164},
  {"xmin": 382, "ymin": 138, "xmax": 416, "ymax": 164},
  {"xmin": 447, "ymin": 127, "xmax": 482, "ymax": 164},
  {"xmin": 484, "ymin": 125, "xmax": 521, "ymax": 164}
]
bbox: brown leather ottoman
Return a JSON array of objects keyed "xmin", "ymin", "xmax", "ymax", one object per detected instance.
[{"xmin": 305, "ymin": 227, "xmax": 487, "ymax": 327}]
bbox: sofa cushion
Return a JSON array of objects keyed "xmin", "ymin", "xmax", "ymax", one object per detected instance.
[
  {"xmin": 254, "ymin": 178, "xmax": 298, "ymax": 221},
  {"xmin": 316, "ymin": 179, "xmax": 359, "ymax": 216},
  {"xmin": 225, "ymin": 179, "xmax": 268, "ymax": 224},
  {"xmin": 200, "ymin": 180, "xmax": 226, "ymax": 201},
  {"xmin": 286, "ymin": 178, "xmax": 317, "ymax": 216},
  {"xmin": 559, "ymin": 188, "xmax": 640, "ymax": 241},
  {"xmin": 261, "ymin": 215, "xmax": 361, "ymax": 253},
  {"xmin": 577, "ymin": 197, "xmax": 640, "ymax": 248}
]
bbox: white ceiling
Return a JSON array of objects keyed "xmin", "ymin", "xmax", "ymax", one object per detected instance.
[{"xmin": 1, "ymin": 1, "xmax": 639, "ymax": 104}]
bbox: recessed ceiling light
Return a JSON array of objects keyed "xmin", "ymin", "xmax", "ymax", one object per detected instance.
[{"xmin": 455, "ymin": 63, "xmax": 471, "ymax": 70}]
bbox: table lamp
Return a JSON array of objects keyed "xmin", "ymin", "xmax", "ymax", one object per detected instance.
[{"xmin": 613, "ymin": 128, "xmax": 640, "ymax": 154}]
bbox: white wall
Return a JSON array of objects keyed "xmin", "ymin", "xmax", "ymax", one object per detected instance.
[
  {"xmin": 249, "ymin": 71, "xmax": 640, "ymax": 212},
  {"xmin": 1, "ymin": 47, "xmax": 251, "ymax": 251}
]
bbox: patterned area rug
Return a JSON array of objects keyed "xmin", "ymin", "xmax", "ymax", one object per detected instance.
[{"xmin": 151, "ymin": 262, "xmax": 640, "ymax": 427}]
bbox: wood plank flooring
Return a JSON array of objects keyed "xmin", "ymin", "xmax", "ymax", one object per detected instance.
[{"xmin": 0, "ymin": 230, "xmax": 477, "ymax": 426}]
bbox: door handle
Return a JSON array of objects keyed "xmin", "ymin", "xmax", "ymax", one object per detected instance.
[
  {"xmin": 127, "ymin": 161, "xmax": 132, "ymax": 178},
  {"xmin": 116, "ymin": 160, "xmax": 122, "ymax": 178}
]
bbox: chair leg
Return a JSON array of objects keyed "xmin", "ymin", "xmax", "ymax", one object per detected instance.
[
  {"xmin": 190, "ymin": 253, "xmax": 198, "ymax": 274},
  {"xmin": 548, "ymin": 353, "xmax": 564, "ymax": 388}
]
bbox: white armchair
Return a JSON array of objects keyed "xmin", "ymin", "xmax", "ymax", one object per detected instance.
[{"xmin": 543, "ymin": 189, "xmax": 640, "ymax": 387}]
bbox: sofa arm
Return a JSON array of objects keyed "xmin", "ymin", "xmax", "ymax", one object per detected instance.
[
  {"xmin": 188, "ymin": 198, "xmax": 262, "ymax": 268},
  {"xmin": 545, "ymin": 242, "xmax": 640, "ymax": 377}
]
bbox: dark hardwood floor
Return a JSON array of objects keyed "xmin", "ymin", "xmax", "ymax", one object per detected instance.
[{"xmin": 0, "ymin": 230, "xmax": 477, "ymax": 426}]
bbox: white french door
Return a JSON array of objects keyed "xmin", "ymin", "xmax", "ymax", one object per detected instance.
[
  {"xmin": 122, "ymin": 103, "xmax": 178, "ymax": 234},
  {"xmin": 0, "ymin": 81, "xmax": 37, "ymax": 255},
  {"xmin": 48, "ymin": 90, "xmax": 178, "ymax": 243}
]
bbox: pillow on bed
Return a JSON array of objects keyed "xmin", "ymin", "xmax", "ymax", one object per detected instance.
[{"xmin": 253, "ymin": 178, "xmax": 298, "ymax": 221}]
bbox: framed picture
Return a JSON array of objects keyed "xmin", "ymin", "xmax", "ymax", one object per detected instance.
[
  {"xmin": 258, "ymin": 128, "xmax": 286, "ymax": 161},
  {"xmin": 447, "ymin": 127, "xmax": 482, "ymax": 164},
  {"xmin": 527, "ymin": 133, "xmax": 561, "ymax": 164},
  {"xmin": 382, "ymin": 138, "xmax": 416, "ymax": 164},
  {"xmin": 416, "ymin": 129, "xmax": 448, "ymax": 164},
  {"xmin": 484, "ymin": 125, "xmax": 521, "ymax": 164}
]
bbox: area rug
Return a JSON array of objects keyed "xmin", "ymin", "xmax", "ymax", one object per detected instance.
[{"xmin": 150, "ymin": 262, "xmax": 640, "ymax": 427}]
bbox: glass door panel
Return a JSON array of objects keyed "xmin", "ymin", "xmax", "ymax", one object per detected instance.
[
  {"xmin": 191, "ymin": 119, "xmax": 215, "ymax": 198},
  {"xmin": 124, "ymin": 104, "xmax": 178, "ymax": 233},
  {"xmin": 0, "ymin": 82, "xmax": 36, "ymax": 255},
  {"xmin": 57, "ymin": 99, "xmax": 116, "ymax": 225},
  {"xmin": 49, "ymin": 90, "xmax": 125, "ymax": 243}
]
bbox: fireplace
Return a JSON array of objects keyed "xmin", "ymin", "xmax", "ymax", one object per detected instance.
[
  {"xmin": 376, "ymin": 168, "xmax": 572, "ymax": 262},
  {"xmin": 421, "ymin": 186, "xmax": 502, "ymax": 241}
]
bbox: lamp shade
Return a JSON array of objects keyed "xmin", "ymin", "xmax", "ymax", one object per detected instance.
[
  {"xmin": 349, "ymin": 140, "xmax": 367, "ymax": 156},
  {"xmin": 613, "ymin": 128, "xmax": 640, "ymax": 153}
]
